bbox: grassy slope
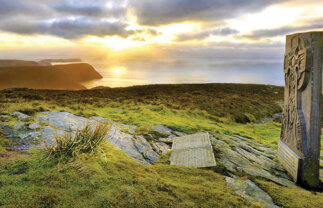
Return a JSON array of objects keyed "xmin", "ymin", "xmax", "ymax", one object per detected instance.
[
  {"xmin": 0, "ymin": 145, "xmax": 249, "ymax": 208},
  {"xmin": 0, "ymin": 83, "xmax": 283, "ymax": 140},
  {"xmin": 0, "ymin": 84, "xmax": 322, "ymax": 207}
]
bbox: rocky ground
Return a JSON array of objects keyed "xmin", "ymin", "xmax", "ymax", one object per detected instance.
[{"xmin": 0, "ymin": 111, "xmax": 319, "ymax": 208}]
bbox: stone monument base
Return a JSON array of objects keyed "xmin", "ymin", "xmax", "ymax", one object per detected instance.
[{"xmin": 277, "ymin": 140, "xmax": 302, "ymax": 182}]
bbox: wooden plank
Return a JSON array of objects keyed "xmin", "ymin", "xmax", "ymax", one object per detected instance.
[{"xmin": 170, "ymin": 133, "xmax": 216, "ymax": 168}]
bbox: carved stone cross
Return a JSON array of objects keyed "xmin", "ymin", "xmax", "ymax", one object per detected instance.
[{"xmin": 278, "ymin": 32, "xmax": 322, "ymax": 188}]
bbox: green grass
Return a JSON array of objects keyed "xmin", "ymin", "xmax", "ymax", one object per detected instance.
[
  {"xmin": 0, "ymin": 145, "xmax": 250, "ymax": 208},
  {"xmin": 46, "ymin": 123, "xmax": 110, "ymax": 161},
  {"xmin": 0, "ymin": 84, "xmax": 322, "ymax": 207},
  {"xmin": 0, "ymin": 128, "xmax": 8, "ymax": 154},
  {"xmin": 255, "ymin": 179, "xmax": 323, "ymax": 208},
  {"xmin": 0, "ymin": 84, "xmax": 284, "ymax": 147}
]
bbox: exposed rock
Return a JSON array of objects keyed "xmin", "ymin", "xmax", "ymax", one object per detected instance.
[
  {"xmin": 18, "ymin": 130, "xmax": 41, "ymax": 140},
  {"xmin": 92, "ymin": 116, "xmax": 137, "ymax": 134},
  {"xmin": 225, "ymin": 177, "xmax": 278, "ymax": 208},
  {"xmin": 37, "ymin": 112, "xmax": 96, "ymax": 131},
  {"xmin": 258, "ymin": 113, "xmax": 282, "ymax": 124},
  {"xmin": 149, "ymin": 124, "xmax": 173, "ymax": 135},
  {"xmin": 158, "ymin": 137, "xmax": 174, "ymax": 143},
  {"xmin": 133, "ymin": 136, "xmax": 160, "ymax": 163},
  {"xmin": 37, "ymin": 112, "xmax": 154, "ymax": 164},
  {"xmin": 41, "ymin": 126, "xmax": 65, "ymax": 145},
  {"xmin": 13, "ymin": 122, "xmax": 25, "ymax": 131},
  {"xmin": 92, "ymin": 116, "xmax": 108, "ymax": 123},
  {"xmin": 108, "ymin": 129, "xmax": 150, "ymax": 165},
  {"xmin": 153, "ymin": 142, "xmax": 170, "ymax": 155},
  {"xmin": 29, "ymin": 122, "xmax": 41, "ymax": 129},
  {"xmin": 211, "ymin": 133, "xmax": 294, "ymax": 187},
  {"xmin": 12, "ymin": 112, "xmax": 29, "ymax": 119}
]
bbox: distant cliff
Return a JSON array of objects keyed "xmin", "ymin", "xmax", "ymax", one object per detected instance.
[
  {"xmin": 39, "ymin": 58, "xmax": 82, "ymax": 66},
  {"xmin": 0, "ymin": 60, "xmax": 40, "ymax": 67},
  {"xmin": 40, "ymin": 58, "xmax": 82, "ymax": 63},
  {"xmin": 0, "ymin": 63, "xmax": 103, "ymax": 90}
]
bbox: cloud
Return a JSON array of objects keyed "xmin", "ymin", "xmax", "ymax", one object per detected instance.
[
  {"xmin": 244, "ymin": 20, "xmax": 323, "ymax": 39},
  {"xmin": 130, "ymin": 0, "xmax": 285, "ymax": 25},
  {"xmin": 176, "ymin": 27, "xmax": 239, "ymax": 41},
  {"xmin": 0, "ymin": 17, "xmax": 132, "ymax": 39},
  {"xmin": 53, "ymin": 0, "xmax": 127, "ymax": 18},
  {"xmin": 0, "ymin": 0, "xmax": 132, "ymax": 39},
  {"xmin": 0, "ymin": 0, "xmax": 53, "ymax": 18}
]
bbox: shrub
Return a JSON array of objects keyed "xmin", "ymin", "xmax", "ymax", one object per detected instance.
[{"xmin": 46, "ymin": 123, "xmax": 110, "ymax": 161}]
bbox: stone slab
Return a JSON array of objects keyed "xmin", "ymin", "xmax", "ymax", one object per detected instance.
[
  {"xmin": 172, "ymin": 133, "xmax": 211, "ymax": 150},
  {"xmin": 170, "ymin": 133, "xmax": 216, "ymax": 168},
  {"xmin": 277, "ymin": 140, "xmax": 301, "ymax": 182}
]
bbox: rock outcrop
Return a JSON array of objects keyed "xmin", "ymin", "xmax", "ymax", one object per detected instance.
[
  {"xmin": 225, "ymin": 177, "xmax": 278, "ymax": 208},
  {"xmin": 2, "ymin": 112, "xmax": 171, "ymax": 164},
  {"xmin": 211, "ymin": 133, "xmax": 294, "ymax": 187}
]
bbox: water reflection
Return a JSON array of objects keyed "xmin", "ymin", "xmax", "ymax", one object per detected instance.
[
  {"xmin": 82, "ymin": 58, "xmax": 284, "ymax": 89},
  {"xmin": 110, "ymin": 66, "xmax": 127, "ymax": 77}
]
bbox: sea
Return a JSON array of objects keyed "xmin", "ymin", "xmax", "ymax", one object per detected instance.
[{"xmin": 79, "ymin": 57, "xmax": 284, "ymax": 88}]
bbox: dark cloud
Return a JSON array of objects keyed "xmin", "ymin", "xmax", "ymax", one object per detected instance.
[
  {"xmin": 176, "ymin": 27, "xmax": 239, "ymax": 41},
  {"xmin": 0, "ymin": 17, "xmax": 131, "ymax": 39},
  {"xmin": 0, "ymin": 0, "xmax": 53, "ymax": 17},
  {"xmin": 130, "ymin": 0, "xmax": 285, "ymax": 25},
  {"xmin": 244, "ymin": 22, "xmax": 323, "ymax": 39},
  {"xmin": 53, "ymin": 0, "xmax": 127, "ymax": 18},
  {"xmin": 0, "ymin": 0, "xmax": 131, "ymax": 39}
]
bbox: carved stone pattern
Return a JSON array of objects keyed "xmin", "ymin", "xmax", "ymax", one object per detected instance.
[{"xmin": 281, "ymin": 35, "xmax": 311, "ymax": 155}]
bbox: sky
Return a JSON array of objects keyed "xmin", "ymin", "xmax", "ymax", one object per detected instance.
[{"xmin": 0, "ymin": 0, "xmax": 323, "ymax": 61}]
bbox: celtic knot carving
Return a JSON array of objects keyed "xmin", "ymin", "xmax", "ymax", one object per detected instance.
[{"xmin": 281, "ymin": 35, "xmax": 312, "ymax": 155}]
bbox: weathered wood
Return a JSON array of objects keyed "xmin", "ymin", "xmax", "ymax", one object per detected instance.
[{"xmin": 170, "ymin": 133, "xmax": 216, "ymax": 168}]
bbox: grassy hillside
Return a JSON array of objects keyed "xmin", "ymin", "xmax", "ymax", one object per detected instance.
[
  {"xmin": 0, "ymin": 84, "xmax": 284, "ymax": 145},
  {"xmin": 0, "ymin": 63, "xmax": 102, "ymax": 90},
  {"xmin": 0, "ymin": 84, "xmax": 322, "ymax": 208}
]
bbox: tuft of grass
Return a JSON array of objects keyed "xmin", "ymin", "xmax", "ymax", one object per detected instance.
[{"xmin": 46, "ymin": 123, "xmax": 110, "ymax": 161}]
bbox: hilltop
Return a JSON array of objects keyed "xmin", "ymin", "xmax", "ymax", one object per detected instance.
[{"xmin": 0, "ymin": 84, "xmax": 322, "ymax": 207}]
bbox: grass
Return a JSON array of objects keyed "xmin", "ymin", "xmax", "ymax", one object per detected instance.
[
  {"xmin": 0, "ymin": 145, "xmax": 250, "ymax": 208},
  {"xmin": 255, "ymin": 179, "xmax": 323, "ymax": 208},
  {"xmin": 0, "ymin": 83, "xmax": 322, "ymax": 207},
  {"xmin": 0, "ymin": 84, "xmax": 284, "ymax": 146},
  {"xmin": 46, "ymin": 123, "xmax": 110, "ymax": 161},
  {"xmin": 0, "ymin": 128, "xmax": 8, "ymax": 154}
]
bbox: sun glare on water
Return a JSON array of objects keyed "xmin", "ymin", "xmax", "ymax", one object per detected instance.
[{"xmin": 111, "ymin": 66, "xmax": 127, "ymax": 77}]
